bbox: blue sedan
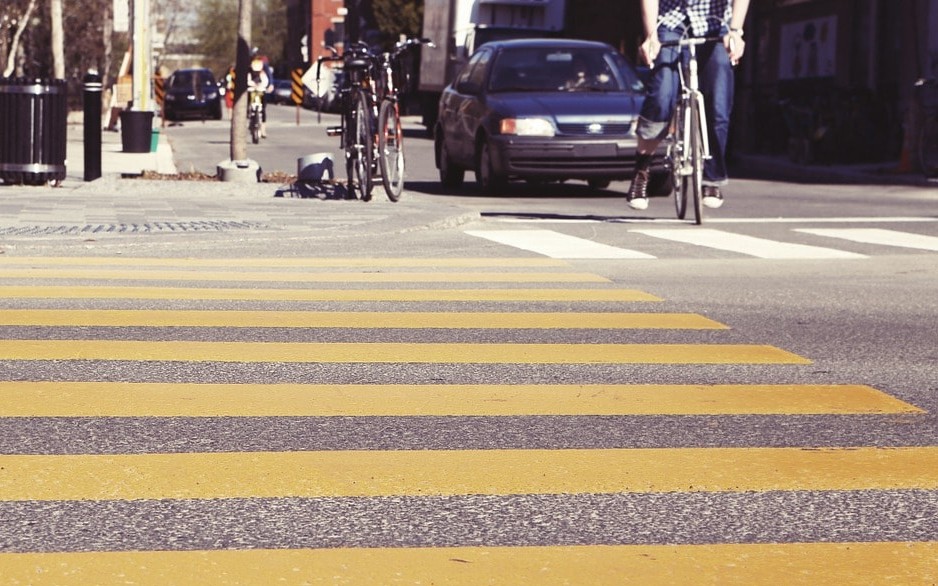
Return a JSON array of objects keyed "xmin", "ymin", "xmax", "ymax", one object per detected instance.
[{"xmin": 435, "ymin": 38, "xmax": 669, "ymax": 194}]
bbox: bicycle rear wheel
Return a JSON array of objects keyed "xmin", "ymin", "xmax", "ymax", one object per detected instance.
[
  {"xmin": 920, "ymin": 113, "xmax": 938, "ymax": 178},
  {"xmin": 377, "ymin": 99, "xmax": 405, "ymax": 201},
  {"xmin": 346, "ymin": 91, "xmax": 373, "ymax": 200}
]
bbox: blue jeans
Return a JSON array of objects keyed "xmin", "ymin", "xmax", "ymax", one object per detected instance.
[{"xmin": 637, "ymin": 26, "xmax": 734, "ymax": 185}]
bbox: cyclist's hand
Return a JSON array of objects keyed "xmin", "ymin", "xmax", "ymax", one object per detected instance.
[
  {"xmin": 639, "ymin": 35, "xmax": 661, "ymax": 67},
  {"xmin": 724, "ymin": 32, "xmax": 745, "ymax": 66}
]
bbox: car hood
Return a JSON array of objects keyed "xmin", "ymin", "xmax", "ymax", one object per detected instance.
[{"xmin": 487, "ymin": 91, "xmax": 643, "ymax": 123}]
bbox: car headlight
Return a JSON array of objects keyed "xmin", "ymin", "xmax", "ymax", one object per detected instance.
[{"xmin": 500, "ymin": 118, "xmax": 555, "ymax": 137}]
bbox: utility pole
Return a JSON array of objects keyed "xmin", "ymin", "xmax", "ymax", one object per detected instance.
[
  {"xmin": 217, "ymin": 0, "xmax": 260, "ymax": 182},
  {"xmin": 131, "ymin": 0, "xmax": 152, "ymax": 110}
]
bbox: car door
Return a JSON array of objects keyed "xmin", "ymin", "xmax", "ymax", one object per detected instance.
[{"xmin": 443, "ymin": 49, "xmax": 492, "ymax": 165}]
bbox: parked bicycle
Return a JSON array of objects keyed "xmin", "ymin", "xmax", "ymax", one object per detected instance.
[
  {"xmin": 318, "ymin": 42, "xmax": 378, "ymax": 200},
  {"xmin": 373, "ymin": 37, "xmax": 435, "ymax": 201},
  {"xmin": 914, "ymin": 78, "xmax": 938, "ymax": 179},
  {"xmin": 661, "ymin": 32, "xmax": 724, "ymax": 225}
]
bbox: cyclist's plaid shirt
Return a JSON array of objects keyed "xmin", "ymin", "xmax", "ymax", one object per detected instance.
[{"xmin": 658, "ymin": 0, "xmax": 733, "ymax": 37}]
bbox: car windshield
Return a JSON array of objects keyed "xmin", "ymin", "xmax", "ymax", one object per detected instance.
[
  {"xmin": 489, "ymin": 48, "xmax": 627, "ymax": 93},
  {"xmin": 170, "ymin": 71, "xmax": 215, "ymax": 89}
]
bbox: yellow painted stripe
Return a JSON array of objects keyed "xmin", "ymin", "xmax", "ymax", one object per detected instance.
[
  {"xmin": 0, "ymin": 309, "xmax": 725, "ymax": 329},
  {"xmin": 0, "ymin": 340, "xmax": 810, "ymax": 364},
  {"xmin": 0, "ymin": 286, "xmax": 663, "ymax": 302},
  {"xmin": 1, "ymin": 447, "xmax": 936, "ymax": 500},
  {"xmin": 0, "ymin": 382, "xmax": 920, "ymax": 417},
  {"xmin": 1, "ymin": 543, "xmax": 935, "ymax": 586},
  {"xmin": 0, "ymin": 268, "xmax": 610, "ymax": 283},
  {"xmin": 0, "ymin": 257, "xmax": 570, "ymax": 268}
]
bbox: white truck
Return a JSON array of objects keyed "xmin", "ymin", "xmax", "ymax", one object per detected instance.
[{"xmin": 418, "ymin": 0, "xmax": 566, "ymax": 126}]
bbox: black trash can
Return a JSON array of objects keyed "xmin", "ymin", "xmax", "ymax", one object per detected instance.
[
  {"xmin": 0, "ymin": 78, "xmax": 68, "ymax": 185},
  {"xmin": 119, "ymin": 110, "xmax": 154, "ymax": 153}
]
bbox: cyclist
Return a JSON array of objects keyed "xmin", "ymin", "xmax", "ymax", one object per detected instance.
[
  {"xmin": 626, "ymin": 0, "xmax": 750, "ymax": 211},
  {"xmin": 247, "ymin": 52, "xmax": 272, "ymax": 138}
]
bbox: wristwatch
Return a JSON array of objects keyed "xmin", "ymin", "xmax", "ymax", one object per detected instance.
[{"xmin": 729, "ymin": 27, "xmax": 744, "ymax": 36}]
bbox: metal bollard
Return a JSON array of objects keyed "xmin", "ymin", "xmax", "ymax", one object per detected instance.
[{"xmin": 83, "ymin": 71, "xmax": 103, "ymax": 181}]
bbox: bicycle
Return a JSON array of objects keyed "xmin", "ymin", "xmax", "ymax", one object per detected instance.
[
  {"xmin": 373, "ymin": 37, "xmax": 435, "ymax": 201},
  {"xmin": 318, "ymin": 42, "xmax": 377, "ymax": 200},
  {"xmin": 661, "ymin": 32, "xmax": 724, "ymax": 225},
  {"xmin": 247, "ymin": 88, "xmax": 264, "ymax": 144},
  {"xmin": 914, "ymin": 78, "xmax": 938, "ymax": 179}
]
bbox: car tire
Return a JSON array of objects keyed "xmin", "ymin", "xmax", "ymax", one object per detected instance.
[
  {"xmin": 476, "ymin": 139, "xmax": 507, "ymax": 195},
  {"xmin": 437, "ymin": 135, "xmax": 465, "ymax": 189}
]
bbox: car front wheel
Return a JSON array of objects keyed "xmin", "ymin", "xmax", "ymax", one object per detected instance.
[
  {"xmin": 437, "ymin": 135, "xmax": 465, "ymax": 189},
  {"xmin": 476, "ymin": 140, "xmax": 507, "ymax": 194}
]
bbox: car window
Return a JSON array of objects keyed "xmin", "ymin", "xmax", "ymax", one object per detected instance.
[
  {"xmin": 455, "ymin": 50, "xmax": 490, "ymax": 89},
  {"xmin": 489, "ymin": 48, "xmax": 625, "ymax": 93},
  {"xmin": 609, "ymin": 52, "xmax": 645, "ymax": 94}
]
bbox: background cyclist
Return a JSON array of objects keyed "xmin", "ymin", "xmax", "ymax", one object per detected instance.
[
  {"xmin": 247, "ymin": 49, "xmax": 274, "ymax": 138},
  {"xmin": 626, "ymin": 0, "xmax": 750, "ymax": 211}
]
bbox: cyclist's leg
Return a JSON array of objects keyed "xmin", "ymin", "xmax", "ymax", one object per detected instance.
[
  {"xmin": 629, "ymin": 26, "xmax": 682, "ymax": 208},
  {"xmin": 260, "ymin": 96, "xmax": 268, "ymax": 137},
  {"xmin": 699, "ymin": 40, "xmax": 733, "ymax": 206}
]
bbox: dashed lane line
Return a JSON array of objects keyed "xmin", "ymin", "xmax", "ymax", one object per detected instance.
[
  {"xmin": 1, "ymin": 447, "xmax": 936, "ymax": 500},
  {"xmin": 2, "ymin": 542, "xmax": 936, "ymax": 586},
  {"xmin": 0, "ymin": 382, "xmax": 920, "ymax": 417},
  {"xmin": 0, "ymin": 309, "xmax": 724, "ymax": 329},
  {"xmin": 466, "ymin": 230, "xmax": 655, "ymax": 259},
  {"xmin": 0, "ymin": 340, "xmax": 811, "ymax": 364},
  {"xmin": 0, "ymin": 286, "xmax": 663, "ymax": 302},
  {"xmin": 632, "ymin": 229, "xmax": 868, "ymax": 259},
  {"xmin": 796, "ymin": 228, "xmax": 938, "ymax": 252}
]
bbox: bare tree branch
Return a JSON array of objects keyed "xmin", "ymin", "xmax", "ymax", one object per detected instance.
[{"xmin": 2, "ymin": 0, "xmax": 38, "ymax": 78}]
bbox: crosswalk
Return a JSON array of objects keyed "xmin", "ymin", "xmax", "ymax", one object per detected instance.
[
  {"xmin": 467, "ymin": 226, "xmax": 938, "ymax": 259},
  {"xmin": 0, "ymin": 256, "xmax": 934, "ymax": 584}
]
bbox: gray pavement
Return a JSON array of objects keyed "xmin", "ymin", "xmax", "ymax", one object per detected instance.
[{"xmin": 0, "ymin": 122, "xmax": 477, "ymax": 242}]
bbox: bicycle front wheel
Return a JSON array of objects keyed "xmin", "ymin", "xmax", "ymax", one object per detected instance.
[
  {"xmin": 671, "ymin": 105, "xmax": 687, "ymax": 220},
  {"xmin": 346, "ymin": 91, "xmax": 373, "ymax": 200},
  {"xmin": 920, "ymin": 113, "xmax": 938, "ymax": 178},
  {"xmin": 377, "ymin": 100, "xmax": 405, "ymax": 201},
  {"xmin": 688, "ymin": 102, "xmax": 704, "ymax": 225},
  {"xmin": 250, "ymin": 111, "xmax": 260, "ymax": 145}
]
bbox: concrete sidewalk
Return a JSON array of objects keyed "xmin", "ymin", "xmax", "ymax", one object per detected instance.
[{"xmin": 64, "ymin": 122, "xmax": 178, "ymax": 182}]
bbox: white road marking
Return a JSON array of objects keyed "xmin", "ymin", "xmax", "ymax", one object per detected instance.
[
  {"xmin": 485, "ymin": 216, "xmax": 938, "ymax": 224},
  {"xmin": 465, "ymin": 230, "xmax": 655, "ymax": 259},
  {"xmin": 632, "ymin": 229, "xmax": 868, "ymax": 259},
  {"xmin": 796, "ymin": 228, "xmax": 938, "ymax": 252}
]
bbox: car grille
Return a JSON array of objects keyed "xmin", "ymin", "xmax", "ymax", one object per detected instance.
[
  {"xmin": 510, "ymin": 156, "xmax": 636, "ymax": 172},
  {"xmin": 556, "ymin": 123, "xmax": 633, "ymax": 136}
]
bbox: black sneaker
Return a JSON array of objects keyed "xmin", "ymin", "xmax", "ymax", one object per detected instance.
[
  {"xmin": 702, "ymin": 185, "xmax": 724, "ymax": 209},
  {"xmin": 627, "ymin": 169, "xmax": 650, "ymax": 210}
]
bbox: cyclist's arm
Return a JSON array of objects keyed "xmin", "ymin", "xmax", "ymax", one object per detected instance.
[
  {"xmin": 639, "ymin": 0, "xmax": 661, "ymax": 66},
  {"xmin": 724, "ymin": 0, "xmax": 751, "ymax": 64}
]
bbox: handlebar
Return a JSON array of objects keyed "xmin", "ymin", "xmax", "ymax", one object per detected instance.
[{"xmin": 659, "ymin": 35, "xmax": 724, "ymax": 48}]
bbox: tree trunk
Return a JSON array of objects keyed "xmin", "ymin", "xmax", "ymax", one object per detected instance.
[
  {"xmin": 51, "ymin": 0, "xmax": 65, "ymax": 79},
  {"xmin": 230, "ymin": 0, "xmax": 251, "ymax": 162}
]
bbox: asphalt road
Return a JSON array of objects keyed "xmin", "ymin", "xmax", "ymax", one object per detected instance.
[{"xmin": 0, "ymin": 103, "xmax": 936, "ymax": 583}]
